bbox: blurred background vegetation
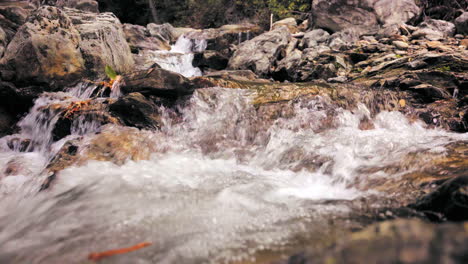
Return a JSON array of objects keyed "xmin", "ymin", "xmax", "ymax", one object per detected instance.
[{"xmin": 97, "ymin": 0, "xmax": 311, "ymax": 29}]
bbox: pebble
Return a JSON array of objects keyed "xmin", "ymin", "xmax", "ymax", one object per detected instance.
[{"xmin": 393, "ymin": 40, "xmax": 409, "ymax": 50}]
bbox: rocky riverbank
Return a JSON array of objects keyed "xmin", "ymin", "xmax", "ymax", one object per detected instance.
[{"xmin": 0, "ymin": 0, "xmax": 467, "ymax": 263}]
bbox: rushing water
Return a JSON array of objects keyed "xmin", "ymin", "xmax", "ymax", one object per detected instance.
[{"xmin": 0, "ymin": 84, "xmax": 467, "ymax": 263}]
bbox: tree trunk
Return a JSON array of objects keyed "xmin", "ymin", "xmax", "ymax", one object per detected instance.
[{"xmin": 148, "ymin": 0, "xmax": 159, "ymax": 23}]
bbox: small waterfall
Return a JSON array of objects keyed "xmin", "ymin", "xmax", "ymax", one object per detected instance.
[{"xmin": 152, "ymin": 35, "xmax": 207, "ymax": 77}]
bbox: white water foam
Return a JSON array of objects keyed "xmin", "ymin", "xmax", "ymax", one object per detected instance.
[
  {"xmin": 0, "ymin": 88, "xmax": 466, "ymax": 263},
  {"xmin": 152, "ymin": 35, "xmax": 207, "ymax": 77}
]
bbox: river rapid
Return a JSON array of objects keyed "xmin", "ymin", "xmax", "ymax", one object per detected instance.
[{"xmin": 0, "ymin": 37, "xmax": 467, "ymax": 264}]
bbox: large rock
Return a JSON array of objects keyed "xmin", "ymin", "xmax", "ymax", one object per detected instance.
[
  {"xmin": 193, "ymin": 50, "xmax": 229, "ymax": 71},
  {"xmin": 0, "ymin": 6, "xmax": 85, "ymax": 88},
  {"xmin": 455, "ymin": 12, "xmax": 468, "ymax": 35},
  {"xmin": 0, "ymin": 1, "xmax": 35, "ymax": 41},
  {"xmin": 147, "ymin": 23, "xmax": 179, "ymax": 43},
  {"xmin": 311, "ymin": 0, "xmax": 420, "ymax": 34},
  {"xmin": 410, "ymin": 175, "xmax": 468, "ymax": 221},
  {"xmin": 185, "ymin": 23, "xmax": 262, "ymax": 57},
  {"xmin": 122, "ymin": 68, "xmax": 194, "ymax": 99},
  {"xmin": 64, "ymin": 8, "xmax": 134, "ymax": 79},
  {"xmin": 123, "ymin": 23, "xmax": 170, "ymax": 53},
  {"xmin": 373, "ymin": 0, "xmax": 420, "ymax": 25},
  {"xmin": 412, "ymin": 19, "xmax": 456, "ymax": 41},
  {"xmin": 271, "ymin": 17, "xmax": 297, "ymax": 33},
  {"xmin": 312, "ymin": 0, "xmax": 379, "ymax": 33},
  {"xmin": 109, "ymin": 92, "xmax": 162, "ymax": 129},
  {"xmin": 300, "ymin": 29, "xmax": 330, "ymax": 49},
  {"xmin": 228, "ymin": 26, "xmax": 291, "ymax": 77}
]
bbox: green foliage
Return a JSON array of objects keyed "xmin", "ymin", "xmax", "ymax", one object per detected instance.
[
  {"xmin": 99, "ymin": 0, "xmax": 311, "ymax": 29},
  {"xmin": 105, "ymin": 65, "xmax": 118, "ymax": 80},
  {"xmin": 435, "ymin": 66, "xmax": 451, "ymax": 72}
]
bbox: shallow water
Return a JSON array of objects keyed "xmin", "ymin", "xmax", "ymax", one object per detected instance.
[{"xmin": 0, "ymin": 87, "xmax": 466, "ymax": 264}]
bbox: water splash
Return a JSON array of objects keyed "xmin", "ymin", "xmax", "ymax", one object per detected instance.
[{"xmin": 0, "ymin": 87, "xmax": 466, "ymax": 263}]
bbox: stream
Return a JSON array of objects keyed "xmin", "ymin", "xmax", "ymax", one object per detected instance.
[{"xmin": 0, "ymin": 37, "xmax": 467, "ymax": 264}]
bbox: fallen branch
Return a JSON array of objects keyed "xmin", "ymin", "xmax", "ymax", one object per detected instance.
[{"xmin": 88, "ymin": 242, "xmax": 152, "ymax": 261}]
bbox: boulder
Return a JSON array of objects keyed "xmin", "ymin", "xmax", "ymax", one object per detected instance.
[
  {"xmin": 410, "ymin": 175, "xmax": 468, "ymax": 221},
  {"xmin": 123, "ymin": 23, "xmax": 170, "ymax": 53},
  {"xmin": 64, "ymin": 8, "xmax": 134, "ymax": 79},
  {"xmin": 412, "ymin": 19, "xmax": 456, "ymax": 41},
  {"xmin": 271, "ymin": 17, "xmax": 297, "ymax": 33},
  {"xmin": 0, "ymin": 1, "xmax": 35, "ymax": 41},
  {"xmin": 312, "ymin": 0, "xmax": 378, "ymax": 33},
  {"xmin": 109, "ymin": 92, "xmax": 162, "ymax": 129},
  {"xmin": 122, "ymin": 68, "xmax": 194, "ymax": 99},
  {"xmin": 455, "ymin": 12, "xmax": 468, "ymax": 35},
  {"xmin": 311, "ymin": 0, "xmax": 420, "ymax": 34},
  {"xmin": 0, "ymin": 6, "xmax": 85, "ymax": 89},
  {"xmin": 185, "ymin": 23, "xmax": 262, "ymax": 57},
  {"xmin": 147, "ymin": 23, "xmax": 178, "ymax": 43},
  {"xmin": 228, "ymin": 26, "xmax": 291, "ymax": 77},
  {"xmin": 373, "ymin": 0, "xmax": 420, "ymax": 25},
  {"xmin": 193, "ymin": 50, "xmax": 229, "ymax": 71},
  {"xmin": 300, "ymin": 29, "xmax": 330, "ymax": 49},
  {"xmin": 328, "ymin": 28, "xmax": 362, "ymax": 51}
]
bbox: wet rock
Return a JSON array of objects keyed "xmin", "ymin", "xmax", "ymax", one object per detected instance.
[
  {"xmin": 122, "ymin": 68, "xmax": 193, "ymax": 99},
  {"xmin": 51, "ymin": 98, "xmax": 120, "ymax": 141},
  {"xmin": 0, "ymin": 6, "xmax": 85, "ymax": 89},
  {"xmin": 109, "ymin": 92, "xmax": 162, "ymax": 130},
  {"xmin": 81, "ymin": 125, "xmax": 156, "ymax": 164},
  {"xmin": 412, "ymin": 19, "xmax": 456, "ymax": 41},
  {"xmin": 45, "ymin": 139, "xmax": 81, "ymax": 174},
  {"xmin": 193, "ymin": 50, "xmax": 229, "ymax": 71},
  {"xmin": 455, "ymin": 12, "xmax": 468, "ymax": 35},
  {"xmin": 202, "ymin": 70, "xmax": 260, "ymax": 82},
  {"xmin": 64, "ymin": 8, "xmax": 134, "ymax": 79},
  {"xmin": 123, "ymin": 23, "xmax": 170, "ymax": 53},
  {"xmin": 228, "ymin": 26, "xmax": 291, "ymax": 77},
  {"xmin": 6, "ymin": 137, "xmax": 31, "ymax": 152},
  {"xmin": 410, "ymin": 175, "xmax": 468, "ymax": 221}
]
